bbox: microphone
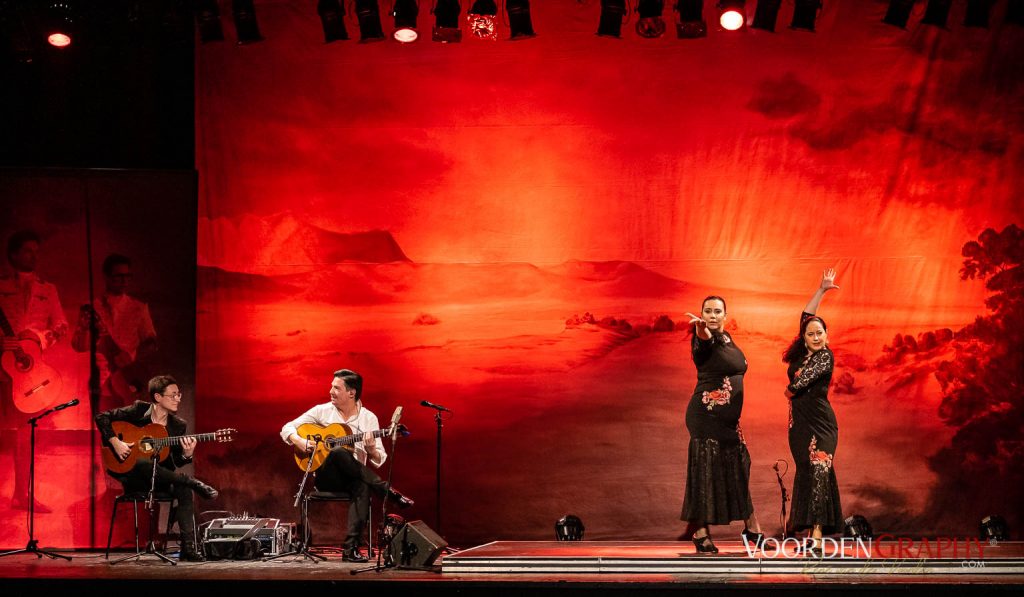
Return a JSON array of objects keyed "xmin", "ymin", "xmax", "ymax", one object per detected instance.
[
  {"xmin": 420, "ymin": 400, "xmax": 451, "ymax": 412},
  {"xmin": 54, "ymin": 398, "xmax": 80, "ymax": 411}
]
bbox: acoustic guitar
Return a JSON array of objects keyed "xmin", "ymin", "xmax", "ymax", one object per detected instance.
[
  {"xmin": 292, "ymin": 406, "xmax": 403, "ymax": 472},
  {"xmin": 103, "ymin": 421, "xmax": 236, "ymax": 474},
  {"xmin": 0, "ymin": 306, "xmax": 64, "ymax": 413}
]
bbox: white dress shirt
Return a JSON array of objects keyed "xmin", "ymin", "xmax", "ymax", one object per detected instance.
[{"xmin": 280, "ymin": 402, "xmax": 387, "ymax": 468}]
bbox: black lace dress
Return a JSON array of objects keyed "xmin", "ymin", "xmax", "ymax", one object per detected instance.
[
  {"xmin": 681, "ymin": 330, "xmax": 754, "ymax": 525},
  {"xmin": 786, "ymin": 313, "xmax": 843, "ymax": 533}
]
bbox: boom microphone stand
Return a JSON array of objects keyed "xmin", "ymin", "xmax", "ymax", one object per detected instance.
[
  {"xmin": 0, "ymin": 400, "xmax": 79, "ymax": 561},
  {"xmin": 773, "ymin": 460, "xmax": 790, "ymax": 538},
  {"xmin": 267, "ymin": 435, "xmax": 326, "ymax": 562},
  {"xmin": 352, "ymin": 409, "xmax": 406, "ymax": 575},
  {"xmin": 109, "ymin": 454, "xmax": 175, "ymax": 565},
  {"xmin": 419, "ymin": 400, "xmax": 450, "ymax": 535}
]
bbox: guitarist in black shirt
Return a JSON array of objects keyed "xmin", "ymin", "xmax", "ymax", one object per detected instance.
[{"xmin": 95, "ymin": 375, "xmax": 219, "ymax": 561}]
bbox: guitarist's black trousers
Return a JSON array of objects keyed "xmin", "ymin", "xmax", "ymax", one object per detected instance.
[
  {"xmin": 113, "ymin": 460, "xmax": 198, "ymax": 541},
  {"xmin": 314, "ymin": 448, "xmax": 390, "ymax": 550}
]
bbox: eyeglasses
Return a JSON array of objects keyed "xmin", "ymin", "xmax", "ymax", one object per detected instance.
[{"xmin": 161, "ymin": 392, "xmax": 183, "ymax": 400}]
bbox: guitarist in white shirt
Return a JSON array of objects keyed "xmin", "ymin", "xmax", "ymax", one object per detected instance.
[
  {"xmin": 0, "ymin": 229, "xmax": 68, "ymax": 512},
  {"xmin": 280, "ymin": 368, "xmax": 413, "ymax": 562}
]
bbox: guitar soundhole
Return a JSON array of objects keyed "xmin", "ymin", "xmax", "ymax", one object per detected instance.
[{"xmin": 16, "ymin": 353, "xmax": 33, "ymax": 372}]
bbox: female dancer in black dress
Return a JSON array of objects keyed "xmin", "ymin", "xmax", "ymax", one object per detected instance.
[
  {"xmin": 682, "ymin": 296, "xmax": 762, "ymax": 553},
  {"xmin": 783, "ymin": 269, "xmax": 843, "ymax": 554}
]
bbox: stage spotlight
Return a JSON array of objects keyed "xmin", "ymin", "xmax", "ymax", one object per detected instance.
[
  {"xmin": 355, "ymin": 0, "xmax": 386, "ymax": 41},
  {"xmin": 317, "ymin": 0, "xmax": 348, "ymax": 42},
  {"xmin": 963, "ymin": 0, "xmax": 994, "ymax": 28},
  {"xmin": 883, "ymin": 0, "xmax": 916, "ymax": 28},
  {"xmin": 674, "ymin": 0, "xmax": 707, "ymax": 38},
  {"xmin": 751, "ymin": 0, "xmax": 780, "ymax": 31},
  {"xmin": 790, "ymin": 0, "xmax": 821, "ymax": 31},
  {"xmin": 598, "ymin": 0, "xmax": 627, "ymax": 38},
  {"xmin": 45, "ymin": 1, "xmax": 75, "ymax": 48},
  {"xmin": 467, "ymin": 0, "xmax": 497, "ymax": 40},
  {"xmin": 232, "ymin": 0, "xmax": 262, "ymax": 43},
  {"xmin": 979, "ymin": 515, "xmax": 1010, "ymax": 542},
  {"xmin": 921, "ymin": 0, "xmax": 952, "ymax": 27},
  {"xmin": 432, "ymin": 0, "xmax": 462, "ymax": 42},
  {"xmin": 392, "ymin": 0, "xmax": 419, "ymax": 42},
  {"xmin": 506, "ymin": 0, "xmax": 535, "ymax": 39},
  {"xmin": 196, "ymin": 0, "xmax": 224, "ymax": 42},
  {"xmin": 843, "ymin": 515, "xmax": 874, "ymax": 539},
  {"xmin": 718, "ymin": 0, "xmax": 745, "ymax": 31},
  {"xmin": 555, "ymin": 515, "xmax": 585, "ymax": 541},
  {"xmin": 636, "ymin": 0, "xmax": 666, "ymax": 38}
]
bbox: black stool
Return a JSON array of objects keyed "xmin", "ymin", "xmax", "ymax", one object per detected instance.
[
  {"xmin": 303, "ymin": 490, "xmax": 373, "ymax": 556},
  {"xmin": 105, "ymin": 492, "xmax": 178, "ymax": 558}
]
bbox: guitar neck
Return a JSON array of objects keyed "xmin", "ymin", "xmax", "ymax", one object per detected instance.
[
  {"xmin": 326, "ymin": 427, "xmax": 389, "ymax": 448},
  {"xmin": 151, "ymin": 432, "xmax": 220, "ymax": 448}
]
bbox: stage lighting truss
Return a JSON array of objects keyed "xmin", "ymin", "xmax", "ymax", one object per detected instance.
[
  {"xmin": 751, "ymin": 0, "xmax": 780, "ymax": 31},
  {"xmin": 717, "ymin": 0, "xmax": 745, "ymax": 31},
  {"xmin": 467, "ymin": 0, "xmax": 497, "ymax": 40},
  {"xmin": 317, "ymin": 0, "xmax": 348, "ymax": 42},
  {"xmin": 232, "ymin": 0, "xmax": 262, "ymax": 44},
  {"xmin": 790, "ymin": 0, "xmax": 822, "ymax": 31},
  {"xmin": 356, "ymin": 0, "xmax": 386, "ymax": 42},
  {"xmin": 506, "ymin": 0, "xmax": 535, "ymax": 39},
  {"xmin": 636, "ymin": 0, "xmax": 666, "ymax": 38},
  {"xmin": 392, "ymin": 0, "xmax": 419, "ymax": 42},
  {"xmin": 196, "ymin": 0, "xmax": 224, "ymax": 42},
  {"xmin": 432, "ymin": 0, "xmax": 462, "ymax": 42},
  {"xmin": 598, "ymin": 0, "xmax": 627, "ymax": 38},
  {"xmin": 674, "ymin": 0, "xmax": 707, "ymax": 38},
  {"xmin": 883, "ymin": 0, "xmax": 915, "ymax": 29}
]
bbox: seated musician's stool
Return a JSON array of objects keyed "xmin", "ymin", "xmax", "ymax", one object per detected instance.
[
  {"xmin": 105, "ymin": 492, "xmax": 178, "ymax": 559},
  {"xmin": 302, "ymin": 490, "xmax": 374, "ymax": 556}
]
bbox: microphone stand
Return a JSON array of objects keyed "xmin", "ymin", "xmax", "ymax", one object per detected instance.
[
  {"xmin": 434, "ymin": 411, "xmax": 443, "ymax": 536},
  {"xmin": 351, "ymin": 425, "xmax": 403, "ymax": 575},
  {"xmin": 267, "ymin": 436, "xmax": 326, "ymax": 562},
  {"xmin": 0, "ymin": 407, "xmax": 72, "ymax": 561}
]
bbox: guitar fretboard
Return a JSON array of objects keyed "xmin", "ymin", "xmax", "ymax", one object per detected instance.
[
  {"xmin": 148, "ymin": 432, "xmax": 221, "ymax": 448},
  {"xmin": 324, "ymin": 427, "xmax": 390, "ymax": 448}
]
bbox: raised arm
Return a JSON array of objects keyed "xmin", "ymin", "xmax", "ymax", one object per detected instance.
[{"xmin": 803, "ymin": 268, "xmax": 840, "ymax": 315}]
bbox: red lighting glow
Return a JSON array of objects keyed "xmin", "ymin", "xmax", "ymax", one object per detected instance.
[
  {"xmin": 48, "ymin": 32, "xmax": 72, "ymax": 47},
  {"xmin": 720, "ymin": 10, "xmax": 744, "ymax": 31}
]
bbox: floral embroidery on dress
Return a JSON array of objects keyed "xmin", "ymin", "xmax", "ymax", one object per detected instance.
[
  {"xmin": 736, "ymin": 423, "xmax": 747, "ymax": 445},
  {"xmin": 808, "ymin": 436, "xmax": 833, "ymax": 470},
  {"xmin": 702, "ymin": 377, "xmax": 732, "ymax": 410},
  {"xmin": 789, "ymin": 350, "xmax": 832, "ymax": 393},
  {"xmin": 788, "ymin": 399, "xmax": 794, "ymax": 429}
]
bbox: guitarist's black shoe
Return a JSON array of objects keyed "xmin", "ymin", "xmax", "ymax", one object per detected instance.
[
  {"xmin": 342, "ymin": 548, "xmax": 369, "ymax": 563},
  {"xmin": 181, "ymin": 538, "xmax": 206, "ymax": 562},
  {"xmin": 387, "ymin": 489, "xmax": 414, "ymax": 509},
  {"xmin": 191, "ymin": 479, "xmax": 219, "ymax": 500}
]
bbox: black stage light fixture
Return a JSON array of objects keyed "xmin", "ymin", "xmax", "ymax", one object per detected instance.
[
  {"xmin": 555, "ymin": 515, "xmax": 585, "ymax": 541},
  {"xmin": 356, "ymin": 0, "xmax": 386, "ymax": 41},
  {"xmin": 636, "ymin": 0, "xmax": 666, "ymax": 38},
  {"xmin": 392, "ymin": 0, "xmax": 419, "ymax": 42},
  {"xmin": 751, "ymin": 0, "xmax": 781, "ymax": 31},
  {"xmin": 963, "ymin": 0, "xmax": 995, "ymax": 28},
  {"xmin": 232, "ymin": 0, "xmax": 262, "ymax": 43},
  {"xmin": 1008, "ymin": 0, "xmax": 1024, "ymax": 26},
  {"xmin": 317, "ymin": 0, "xmax": 348, "ymax": 42},
  {"xmin": 506, "ymin": 0, "xmax": 535, "ymax": 39},
  {"xmin": 598, "ymin": 0, "xmax": 627, "ymax": 37},
  {"xmin": 843, "ymin": 515, "xmax": 874, "ymax": 539},
  {"xmin": 790, "ymin": 0, "xmax": 822, "ymax": 31},
  {"xmin": 717, "ymin": 0, "xmax": 745, "ymax": 31},
  {"xmin": 196, "ymin": 0, "xmax": 224, "ymax": 42},
  {"xmin": 433, "ymin": 0, "xmax": 462, "ymax": 42},
  {"xmin": 674, "ymin": 0, "xmax": 707, "ymax": 38},
  {"xmin": 468, "ymin": 0, "xmax": 497, "ymax": 40},
  {"xmin": 883, "ymin": 0, "xmax": 916, "ymax": 28},
  {"xmin": 921, "ymin": 0, "xmax": 952, "ymax": 27},
  {"xmin": 979, "ymin": 515, "xmax": 1010, "ymax": 542}
]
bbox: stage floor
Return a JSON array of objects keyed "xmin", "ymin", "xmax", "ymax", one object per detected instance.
[{"xmin": 2, "ymin": 541, "xmax": 1023, "ymax": 597}]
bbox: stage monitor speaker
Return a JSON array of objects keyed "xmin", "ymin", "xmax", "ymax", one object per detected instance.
[{"xmin": 388, "ymin": 520, "xmax": 447, "ymax": 568}]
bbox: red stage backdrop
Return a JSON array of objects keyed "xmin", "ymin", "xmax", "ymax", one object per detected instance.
[{"xmin": 196, "ymin": 2, "xmax": 1023, "ymax": 545}]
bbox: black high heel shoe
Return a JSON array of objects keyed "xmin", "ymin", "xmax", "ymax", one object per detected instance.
[
  {"xmin": 741, "ymin": 528, "xmax": 765, "ymax": 547},
  {"xmin": 692, "ymin": 534, "xmax": 719, "ymax": 554}
]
